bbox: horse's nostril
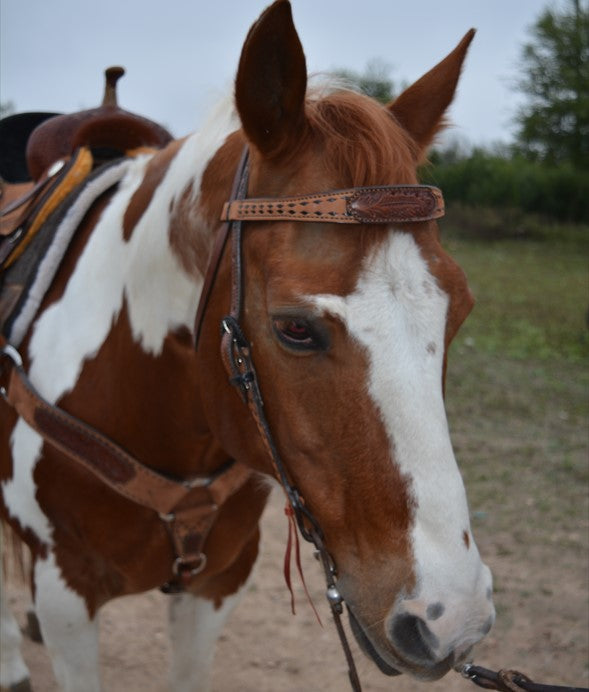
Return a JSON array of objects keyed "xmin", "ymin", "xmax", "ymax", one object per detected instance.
[{"xmin": 390, "ymin": 613, "xmax": 439, "ymax": 664}]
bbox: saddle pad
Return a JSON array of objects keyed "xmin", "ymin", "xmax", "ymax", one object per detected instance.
[
  {"xmin": 1, "ymin": 157, "xmax": 133, "ymax": 347},
  {"xmin": 1, "ymin": 148, "xmax": 94, "ymax": 266}
]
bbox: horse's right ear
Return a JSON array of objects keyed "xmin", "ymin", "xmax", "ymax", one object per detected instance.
[{"xmin": 235, "ymin": 0, "xmax": 307, "ymax": 159}]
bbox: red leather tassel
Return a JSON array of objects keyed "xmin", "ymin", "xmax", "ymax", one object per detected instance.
[{"xmin": 284, "ymin": 502, "xmax": 322, "ymax": 626}]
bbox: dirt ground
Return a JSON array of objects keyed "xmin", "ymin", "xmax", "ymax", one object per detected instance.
[{"xmin": 5, "ymin": 479, "xmax": 588, "ymax": 692}]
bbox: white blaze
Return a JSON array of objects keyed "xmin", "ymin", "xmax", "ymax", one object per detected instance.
[{"xmin": 309, "ymin": 232, "xmax": 485, "ymax": 619}]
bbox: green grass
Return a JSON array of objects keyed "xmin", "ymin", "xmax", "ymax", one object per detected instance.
[
  {"xmin": 446, "ymin": 352, "xmax": 588, "ymax": 543},
  {"xmin": 440, "ymin": 210, "xmax": 589, "ymax": 363},
  {"xmin": 438, "ymin": 209, "xmax": 589, "ymax": 550}
]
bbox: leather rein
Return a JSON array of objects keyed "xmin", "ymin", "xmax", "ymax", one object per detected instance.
[{"xmin": 457, "ymin": 663, "xmax": 588, "ymax": 692}]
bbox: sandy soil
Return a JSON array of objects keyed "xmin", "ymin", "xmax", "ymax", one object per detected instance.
[{"xmin": 4, "ymin": 486, "xmax": 588, "ymax": 692}]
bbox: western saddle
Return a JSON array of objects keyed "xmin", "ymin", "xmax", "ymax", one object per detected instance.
[{"xmin": 0, "ymin": 67, "xmax": 172, "ymax": 326}]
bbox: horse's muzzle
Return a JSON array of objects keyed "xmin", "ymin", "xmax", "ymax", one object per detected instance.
[{"xmin": 348, "ymin": 597, "xmax": 493, "ymax": 681}]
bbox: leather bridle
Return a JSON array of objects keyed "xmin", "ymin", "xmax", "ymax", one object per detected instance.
[
  {"xmin": 0, "ymin": 142, "xmax": 445, "ymax": 690},
  {"xmin": 194, "ymin": 147, "xmax": 444, "ymax": 345},
  {"xmin": 200, "ymin": 148, "xmax": 589, "ymax": 692},
  {"xmin": 194, "ymin": 146, "xmax": 446, "ymax": 691}
]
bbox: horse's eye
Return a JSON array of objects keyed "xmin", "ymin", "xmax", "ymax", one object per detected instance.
[{"xmin": 272, "ymin": 317, "xmax": 326, "ymax": 352}]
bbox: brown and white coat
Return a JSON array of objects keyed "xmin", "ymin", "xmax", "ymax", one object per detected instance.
[{"xmin": 1, "ymin": 2, "xmax": 494, "ymax": 690}]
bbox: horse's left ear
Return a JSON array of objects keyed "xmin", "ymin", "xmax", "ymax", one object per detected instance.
[
  {"xmin": 235, "ymin": 0, "xmax": 307, "ymax": 159},
  {"xmin": 389, "ymin": 29, "xmax": 475, "ymax": 157}
]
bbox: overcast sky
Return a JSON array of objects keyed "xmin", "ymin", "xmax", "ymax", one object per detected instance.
[{"xmin": 1, "ymin": 0, "xmax": 559, "ymax": 147}]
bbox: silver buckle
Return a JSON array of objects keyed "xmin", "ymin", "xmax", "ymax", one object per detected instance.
[
  {"xmin": 173, "ymin": 553, "xmax": 207, "ymax": 577},
  {"xmin": 1, "ymin": 344, "xmax": 23, "ymax": 368},
  {"xmin": 0, "ymin": 344, "xmax": 23, "ymax": 400}
]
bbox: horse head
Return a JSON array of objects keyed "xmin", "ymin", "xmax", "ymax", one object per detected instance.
[{"xmin": 194, "ymin": 0, "xmax": 494, "ymax": 681}]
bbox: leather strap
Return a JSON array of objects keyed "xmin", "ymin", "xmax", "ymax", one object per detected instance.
[
  {"xmin": 1, "ymin": 179, "xmax": 47, "ymax": 223},
  {"xmin": 459, "ymin": 663, "xmax": 589, "ymax": 692},
  {"xmin": 217, "ymin": 147, "xmax": 363, "ymax": 691},
  {"xmin": 221, "ymin": 184, "xmax": 444, "ymax": 225},
  {"xmin": 0, "ymin": 340, "xmax": 251, "ymax": 583},
  {"xmin": 221, "ymin": 319, "xmax": 363, "ymax": 691},
  {"xmin": 1, "ymin": 148, "xmax": 93, "ymax": 267},
  {"xmin": 193, "ymin": 147, "xmax": 250, "ymax": 348}
]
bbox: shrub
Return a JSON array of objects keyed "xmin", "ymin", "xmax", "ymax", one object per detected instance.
[{"xmin": 422, "ymin": 150, "xmax": 589, "ymax": 224}]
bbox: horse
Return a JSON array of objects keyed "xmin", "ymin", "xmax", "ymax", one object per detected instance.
[{"xmin": 0, "ymin": 2, "xmax": 495, "ymax": 690}]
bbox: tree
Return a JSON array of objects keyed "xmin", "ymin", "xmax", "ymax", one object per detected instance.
[
  {"xmin": 514, "ymin": 0, "xmax": 589, "ymax": 169},
  {"xmin": 333, "ymin": 59, "xmax": 396, "ymax": 104},
  {"xmin": 1, "ymin": 101, "xmax": 15, "ymax": 119}
]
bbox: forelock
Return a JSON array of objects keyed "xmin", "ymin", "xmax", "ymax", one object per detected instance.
[{"xmin": 305, "ymin": 84, "xmax": 418, "ymax": 187}]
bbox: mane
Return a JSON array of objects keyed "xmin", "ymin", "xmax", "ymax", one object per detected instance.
[{"xmin": 305, "ymin": 84, "xmax": 418, "ymax": 187}]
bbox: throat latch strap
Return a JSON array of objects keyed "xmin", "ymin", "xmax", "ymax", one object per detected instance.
[{"xmin": 221, "ymin": 184, "xmax": 444, "ymax": 225}]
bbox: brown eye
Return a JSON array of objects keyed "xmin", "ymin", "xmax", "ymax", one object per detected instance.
[{"xmin": 272, "ymin": 317, "xmax": 328, "ymax": 352}]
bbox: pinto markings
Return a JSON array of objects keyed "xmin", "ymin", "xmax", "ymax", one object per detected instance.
[
  {"xmin": 34, "ymin": 551, "xmax": 101, "ymax": 691},
  {"xmin": 2, "ymin": 100, "xmax": 240, "ymax": 544}
]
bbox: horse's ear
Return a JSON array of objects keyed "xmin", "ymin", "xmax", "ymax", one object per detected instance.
[
  {"xmin": 389, "ymin": 29, "xmax": 475, "ymax": 157},
  {"xmin": 235, "ymin": 0, "xmax": 307, "ymax": 159}
]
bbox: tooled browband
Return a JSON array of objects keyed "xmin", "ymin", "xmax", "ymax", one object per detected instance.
[{"xmin": 221, "ymin": 184, "xmax": 444, "ymax": 224}]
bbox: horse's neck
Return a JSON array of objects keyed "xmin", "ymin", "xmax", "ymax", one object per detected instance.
[
  {"xmin": 26, "ymin": 113, "xmax": 236, "ymax": 407},
  {"xmin": 17, "ymin": 129, "xmax": 236, "ymax": 479},
  {"xmin": 114, "ymin": 138, "xmax": 211, "ymax": 354},
  {"xmin": 121, "ymin": 97, "xmax": 241, "ymax": 329}
]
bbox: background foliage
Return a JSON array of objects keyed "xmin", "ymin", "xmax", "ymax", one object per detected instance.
[
  {"xmin": 340, "ymin": 0, "xmax": 589, "ymax": 225},
  {"xmin": 422, "ymin": 149, "xmax": 589, "ymax": 224},
  {"xmin": 513, "ymin": 0, "xmax": 589, "ymax": 168},
  {"xmin": 425, "ymin": 0, "xmax": 589, "ymax": 224}
]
